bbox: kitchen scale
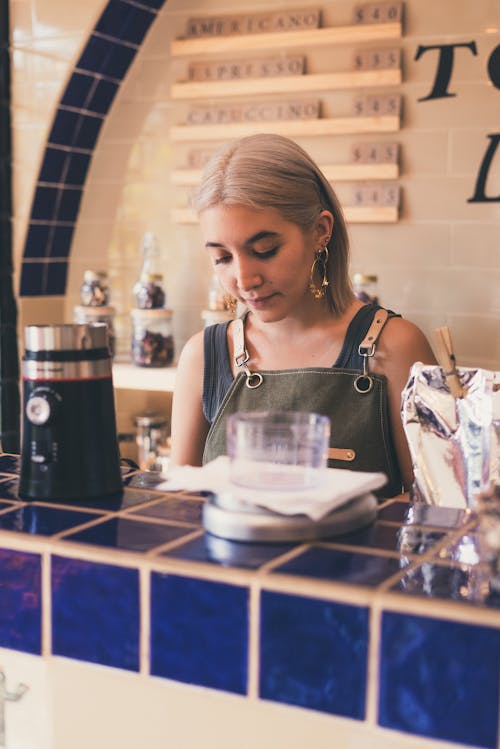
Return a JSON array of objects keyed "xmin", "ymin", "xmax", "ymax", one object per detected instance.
[{"xmin": 202, "ymin": 489, "xmax": 378, "ymax": 543}]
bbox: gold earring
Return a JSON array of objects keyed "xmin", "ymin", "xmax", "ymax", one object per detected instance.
[
  {"xmin": 223, "ymin": 294, "xmax": 238, "ymax": 314},
  {"xmin": 308, "ymin": 240, "xmax": 330, "ymax": 300}
]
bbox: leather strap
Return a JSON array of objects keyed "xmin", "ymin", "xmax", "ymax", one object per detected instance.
[
  {"xmin": 328, "ymin": 447, "xmax": 356, "ymax": 462},
  {"xmin": 359, "ymin": 308, "xmax": 389, "ymax": 354},
  {"xmin": 232, "ymin": 317, "xmax": 248, "ymax": 367}
]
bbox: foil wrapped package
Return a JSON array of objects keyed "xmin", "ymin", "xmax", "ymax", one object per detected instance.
[{"xmin": 402, "ymin": 363, "xmax": 500, "ymax": 508}]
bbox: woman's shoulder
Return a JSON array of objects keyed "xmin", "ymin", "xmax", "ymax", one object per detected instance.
[
  {"xmin": 377, "ymin": 313, "xmax": 436, "ymax": 368},
  {"xmin": 177, "ymin": 328, "xmax": 204, "ymax": 370}
]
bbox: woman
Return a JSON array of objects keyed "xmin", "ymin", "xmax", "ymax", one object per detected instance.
[{"xmin": 171, "ymin": 133, "xmax": 435, "ymax": 497}]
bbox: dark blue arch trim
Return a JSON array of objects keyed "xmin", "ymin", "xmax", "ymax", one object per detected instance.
[{"xmin": 20, "ymin": 0, "xmax": 168, "ymax": 297}]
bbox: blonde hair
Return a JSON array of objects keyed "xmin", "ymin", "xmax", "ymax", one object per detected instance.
[{"xmin": 192, "ymin": 133, "xmax": 353, "ymax": 314}]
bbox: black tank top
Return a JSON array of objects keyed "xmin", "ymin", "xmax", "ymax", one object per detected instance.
[{"xmin": 203, "ymin": 304, "xmax": 397, "ymax": 424}]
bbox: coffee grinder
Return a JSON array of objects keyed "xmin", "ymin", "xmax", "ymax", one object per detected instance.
[{"xmin": 19, "ymin": 323, "xmax": 122, "ymax": 501}]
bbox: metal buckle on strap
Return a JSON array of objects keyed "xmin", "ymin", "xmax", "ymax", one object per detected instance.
[{"xmin": 235, "ymin": 350, "xmax": 249, "ymax": 368}]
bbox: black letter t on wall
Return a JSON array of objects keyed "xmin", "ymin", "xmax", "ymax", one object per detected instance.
[{"xmin": 415, "ymin": 42, "xmax": 478, "ymax": 101}]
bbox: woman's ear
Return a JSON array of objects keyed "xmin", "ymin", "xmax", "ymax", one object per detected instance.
[{"xmin": 314, "ymin": 210, "xmax": 334, "ymax": 246}]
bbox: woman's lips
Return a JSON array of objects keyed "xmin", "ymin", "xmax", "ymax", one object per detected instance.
[{"xmin": 244, "ymin": 293, "xmax": 277, "ymax": 307}]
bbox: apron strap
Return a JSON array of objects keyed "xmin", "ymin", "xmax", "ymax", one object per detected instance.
[
  {"xmin": 359, "ymin": 307, "xmax": 389, "ymax": 354},
  {"xmin": 232, "ymin": 317, "xmax": 263, "ymax": 389},
  {"xmin": 355, "ymin": 307, "xmax": 390, "ymax": 393},
  {"xmin": 232, "ymin": 317, "xmax": 248, "ymax": 368}
]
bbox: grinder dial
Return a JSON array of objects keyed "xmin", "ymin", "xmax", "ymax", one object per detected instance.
[{"xmin": 25, "ymin": 389, "xmax": 60, "ymax": 426}]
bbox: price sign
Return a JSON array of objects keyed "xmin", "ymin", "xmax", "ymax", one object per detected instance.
[
  {"xmin": 350, "ymin": 142, "xmax": 399, "ymax": 163},
  {"xmin": 352, "ymin": 93, "xmax": 402, "ymax": 116},
  {"xmin": 353, "ymin": 47, "xmax": 401, "ymax": 71},
  {"xmin": 352, "ymin": 182, "xmax": 401, "ymax": 206},
  {"xmin": 353, "ymin": 2, "xmax": 402, "ymax": 24}
]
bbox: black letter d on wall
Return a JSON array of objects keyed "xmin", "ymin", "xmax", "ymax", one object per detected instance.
[{"xmin": 468, "ymin": 134, "xmax": 500, "ymax": 203}]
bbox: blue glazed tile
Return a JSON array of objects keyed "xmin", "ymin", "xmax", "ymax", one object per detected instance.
[
  {"xmin": 57, "ymin": 187, "xmax": 83, "ymax": 222},
  {"xmin": 20, "ymin": 262, "xmax": 44, "ymax": 296},
  {"xmin": 132, "ymin": 497, "xmax": 204, "ymax": 524},
  {"xmin": 378, "ymin": 501, "xmax": 467, "ymax": 528},
  {"xmin": 45, "ymin": 261, "xmax": 68, "ymax": 295},
  {"xmin": 95, "ymin": 1, "xmax": 156, "ymax": 45},
  {"xmin": 0, "ymin": 454, "xmax": 20, "ymax": 474},
  {"xmin": 49, "ymin": 109, "xmax": 103, "ymax": 150},
  {"xmin": 271, "ymin": 546, "xmax": 406, "ymax": 587},
  {"xmin": 0, "ymin": 548, "xmax": 41, "ymax": 654},
  {"xmin": 73, "ymin": 114, "xmax": 103, "ymax": 151},
  {"xmin": 39, "ymin": 147, "xmax": 68, "ymax": 183},
  {"xmin": 23, "ymin": 224, "xmax": 50, "ymax": 258},
  {"xmin": 47, "ymin": 225, "xmax": 75, "ymax": 258},
  {"xmin": 163, "ymin": 533, "xmax": 295, "ymax": 569},
  {"xmin": 31, "ymin": 186, "xmax": 58, "ymax": 220},
  {"xmin": 88, "ymin": 78, "xmax": 119, "ymax": 115},
  {"xmin": 260, "ymin": 590, "xmax": 368, "ymax": 719},
  {"xmin": 52, "ymin": 555, "xmax": 139, "ymax": 670},
  {"xmin": 379, "ymin": 611, "xmax": 500, "ymax": 748},
  {"xmin": 330, "ymin": 522, "xmax": 446, "ymax": 555},
  {"xmin": 150, "ymin": 573, "xmax": 248, "ymax": 694},
  {"xmin": 23, "ymin": 224, "xmax": 75, "ymax": 259},
  {"xmin": 65, "ymin": 152, "xmax": 91, "ymax": 185},
  {"xmin": 48, "ymin": 109, "xmax": 80, "ymax": 146},
  {"xmin": 0, "ymin": 504, "xmax": 102, "ymax": 535},
  {"xmin": 61, "ymin": 71, "xmax": 95, "ymax": 108},
  {"xmin": 134, "ymin": 0, "xmax": 165, "ymax": 8},
  {"xmin": 76, "ymin": 36, "xmax": 137, "ymax": 80},
  {"xmin": 392, "ymin": 561, "xmax": 500, "ymax": 608},
  {"xmin": 62, "ymin": 517, "xmax": 192, "ymax": 552},
  {"xmin": 67, "ymin": 487, "xmax": 162, "ymax": 511}
]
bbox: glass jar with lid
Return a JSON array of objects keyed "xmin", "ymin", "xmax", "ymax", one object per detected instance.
[
  {"xmin": 80, "ymin": 270, "xmax": 110, "ymax": 307},
  {"xmin": 352, "ymin": 273, "xmax": 379, "ymax": 306},
  {"xmin": 131, "ymin": 308, "xmax": 174, "ymax": 367},
  {"xmin": 133, "ymin": 233, "xmax": 166, "ymax": 309}
]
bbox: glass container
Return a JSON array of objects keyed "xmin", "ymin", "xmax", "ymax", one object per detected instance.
[
  {"xmin": 80, "ymin": 270, "xmax": 110, "ymax": 307},
  {"xmin": 131, "ymin": 308, "xmax": 174, "ymax": 367}
]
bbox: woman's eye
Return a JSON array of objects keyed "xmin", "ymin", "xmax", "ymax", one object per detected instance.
[
  {"xmin": 254, "ymin": 247, "xmax": 278, "ymax": 259},
  {"xmin": 213, "ymin": 256, "xmax": 231, "ymax": 265}
]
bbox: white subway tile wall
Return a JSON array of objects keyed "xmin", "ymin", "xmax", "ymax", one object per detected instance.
[{"xmin": 10, "ymin": 0, "xmax": 500, "ymax": 370}]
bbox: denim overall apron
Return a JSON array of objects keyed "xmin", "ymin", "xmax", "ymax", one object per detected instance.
[{"xmin": 203, "ymin": 307, "xmax": 403, "ymax": 498}]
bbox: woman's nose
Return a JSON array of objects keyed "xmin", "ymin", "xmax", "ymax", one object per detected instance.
[{"xmin": 235, "ymin": 257, "xmax": 262, "ymax": 291}]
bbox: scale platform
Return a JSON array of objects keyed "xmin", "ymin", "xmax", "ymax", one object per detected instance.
[{"xmin": 202, "ymin": 490, "xmax": 378, "ymax": 543}]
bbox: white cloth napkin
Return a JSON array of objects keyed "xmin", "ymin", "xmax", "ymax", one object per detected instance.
[{"xmin": 156, "ymin": 456, "xmax": 387, "ymax": 521}]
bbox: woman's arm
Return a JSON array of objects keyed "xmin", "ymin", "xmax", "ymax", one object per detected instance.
[
  {"xmin": 170, "ymin": 330, "xmax": 210, "ymax": 467},
  {"xmin": 372, "ymin": 317, "xmax": 436, "ymax": 492}
]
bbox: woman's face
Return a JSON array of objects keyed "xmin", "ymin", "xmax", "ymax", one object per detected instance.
[{"xmin": 199, "ymin": 203, "xmax": 319, "ymax": 322}]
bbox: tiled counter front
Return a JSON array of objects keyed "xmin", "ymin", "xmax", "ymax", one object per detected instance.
[{"xmin": 0, "ymin": 454, "xmax": 499, "ymax": 749}]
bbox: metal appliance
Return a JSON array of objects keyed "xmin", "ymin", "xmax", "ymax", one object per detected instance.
[{"xmin": 19, "ymin": 323, "xmax": 122, "ymax": 501}]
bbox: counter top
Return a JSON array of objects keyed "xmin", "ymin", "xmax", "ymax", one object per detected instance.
[{"xmin": 0, "ymin": 453, "xmax": 499, "ymax": 749}]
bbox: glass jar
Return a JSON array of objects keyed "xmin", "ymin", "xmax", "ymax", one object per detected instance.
[
  {"xmin": 133, "ymin": 233, "xmax": 166, "ymax": 309},
  {"xmin": 131, "ymin": 308, "xmax": 174, "ymax": 367},
  {"xmin": 134, "ymin": 412, "xmax": 169, "ymax": 471},
  {"xmin": 73, "ymin": 304, "xmax": 116, "ymax": 358},
  {"xmin": 352, "ymin": 273, "xmax": 379, "ymax": 305},
  {"xmin": 80, "ymin": 270, "xmax": 110, "ymax": 307}
]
